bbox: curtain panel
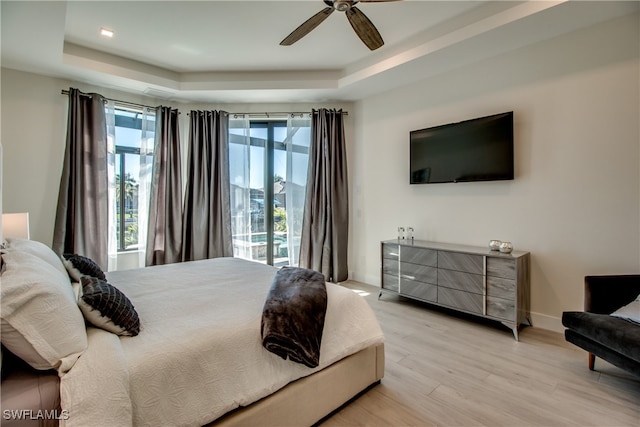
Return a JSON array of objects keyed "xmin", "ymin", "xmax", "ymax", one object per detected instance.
[
  {"xmin": 146, "ymin": 106, "xmax": 183, "ymax": 266},
  {"xmin": 228, "ymin": 115, "xmax": 252, "ymax": 260},
  {"xmin": 105, "ymin": 99, "xmax": 118, "ymax": 270},
  {"xmin": 285, "ymin": 115, "xmax": 312, "ymax": 267},
  {"xmin": 105, "ymin": 102, "xmax": 155, "ymax": 271},
  {"xmin": 299, "ymin": 108, "xmax": 349, "ymax": 283},
  {"xmin": 228, "ymin": 115, "xmax": 311, "ymax": 266},
  {"xmin": 182, "ymin": 110, "xmax": 233, "ymax": 261},
  {"xmin": 53, "ymin": 88, "xmax": 109, "ymax": 269}
]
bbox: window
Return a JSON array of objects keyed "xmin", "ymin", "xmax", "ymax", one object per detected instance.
[
  {"xmin": 228, "ymin": 116, "xmax": 311, "ymax": 266},
  {"xmin": 109, "ymin": 106, "xmax": 155, "ymax": 253}
]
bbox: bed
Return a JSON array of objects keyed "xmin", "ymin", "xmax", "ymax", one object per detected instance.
[{"xmin": 0, "ymin": 238, "xmax": 385, "ymax": 426}]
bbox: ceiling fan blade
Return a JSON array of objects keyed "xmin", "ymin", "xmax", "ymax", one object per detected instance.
[
  {"xmin": 280, "ymin": 7, "xmax": 334, "ymax": 46},
  {"xmin": 346, "ymin": 7, "xmax": 384, "ymax": 50}
]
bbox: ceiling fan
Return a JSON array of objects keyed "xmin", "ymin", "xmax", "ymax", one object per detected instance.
[{"xmin": 280, "ymin": 0, "xmax": 401, "ymax": 51}]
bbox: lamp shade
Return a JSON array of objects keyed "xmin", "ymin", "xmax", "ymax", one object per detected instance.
[{"xmin": 2, "ymin": 212, "xmax": 30, "ymax": 240}]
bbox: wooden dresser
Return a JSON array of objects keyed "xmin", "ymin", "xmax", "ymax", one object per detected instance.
[{"xmin": 380, "ymin": 239, "xmax": 531, "ymax": 340}]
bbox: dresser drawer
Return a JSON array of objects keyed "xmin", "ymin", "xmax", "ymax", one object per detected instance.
[
  {"xmin": 400, "ymin": 262, "xmax": 437, "ymax": 285},
  {"xmin": 382, "ymin": 243, "xmax": 400, "ymax": 260},
  {"xmin": 487, "ymin": 257, "xmax": 516, "ymax": 279},
  {"xmin": 487, "ymin": 276, "xmax": 516, "ymax": 300},
  {"xmin": 438, "ymin": 269, "xmax": 483, "ymax": 294},
  {"xmin": 382, "ymin": 259, "xmax": 399, "ymax": 277},
  {"xmin": 401, "ymin": 246, "xmax": 437, "ymax": 267},
  {"xmin": 438, "ymin": 251, "xmax": 483, "ymax": 274},
  {"xmin": 400, "ymin": 279, "xmax": 437, "ymax": 303},
  {"xmin": 438, "ymin": 287, "xmax": 483, "ymax": 315},
  {"xmin": 487, "ymin": 296, "xmax": 516, "ymax": 321},
  {"xmin": 381, "ymin": 274, "xmax": 399, "ymax": 292}
]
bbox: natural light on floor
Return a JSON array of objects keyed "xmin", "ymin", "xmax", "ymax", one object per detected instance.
[{"xmin": 349, "ymin": 289, "xmax": 371, "ymax": 297}]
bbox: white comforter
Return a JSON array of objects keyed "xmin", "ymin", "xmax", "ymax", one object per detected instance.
[{"xmin": 59, "ymin": 258, "xmax": 384, "ymax": 427}]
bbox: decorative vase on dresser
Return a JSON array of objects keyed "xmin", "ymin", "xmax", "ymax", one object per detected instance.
[{"xmin": 380, "ymin": 239, "xmax": 531, "ymax": 341}]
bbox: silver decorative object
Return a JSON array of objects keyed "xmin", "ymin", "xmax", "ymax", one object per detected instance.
[
  {"xmin": 406, "ymin": 227, "xmax": 414, "ymax": 241},
  {"xmin": 397, "ymin": 227, "xmax": 405, "ymax": 240},
  {"xmin": 489, "ymin": 240, "xmax": 501, "ymax": 251},
  {"xmin": 499, "ymin": 241, "xmax": 513, "ymax": 254}
]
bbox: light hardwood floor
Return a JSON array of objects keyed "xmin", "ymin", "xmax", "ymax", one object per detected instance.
[{"xmin": 321, "ymin": 281, "xmax": 640, "ymax": 427}]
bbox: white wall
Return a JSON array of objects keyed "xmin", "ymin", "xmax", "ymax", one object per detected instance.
[
  {"xmin": 349, "ymin": 13, "xmax": 640, "ymax": 331},
  {"xmin": 1, "ymin": 70, "xmax": 68, "ymax": 244}
]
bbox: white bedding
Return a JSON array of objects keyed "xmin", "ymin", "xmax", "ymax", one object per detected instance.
[{"xmin": 59, "ymin": 258, "xmax": 384, "ymax": 427}]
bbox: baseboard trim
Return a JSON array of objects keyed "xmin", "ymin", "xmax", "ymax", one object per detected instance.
[
  {"xmin": 529, "ymin": 312, "xmax": 564, "ymax": 333},
  {"xmin": 346, "ymin": 278, "xmax": 566, "ymax": 334},
  {"xmin": 350, "ymin": 272, "xmax": 379, "ymax": 288}
]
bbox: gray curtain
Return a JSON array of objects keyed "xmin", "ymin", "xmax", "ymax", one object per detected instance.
[
  {"xmin": 299, "ymin": 108, "xmax": 349, "ymax": 283},
  {"xmin": 53, "ymin": 88, "xmax": 109, "ymax": 269},
  {"xmin": 181, "ymin": 110, "xmax": 233, "ymax": 261},
  {"xmin": 146, "ymin": 106, "xmax": 183, "ymax": 266}
]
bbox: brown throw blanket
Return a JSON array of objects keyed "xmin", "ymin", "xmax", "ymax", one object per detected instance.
[{"xmin": 261, "ymin": 267, "xmax": 328, "ymax": 368}]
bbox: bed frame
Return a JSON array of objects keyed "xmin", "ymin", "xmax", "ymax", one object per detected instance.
[
  {"xmin": 1, "ymin": 247, "xmax": 385, "ymax": 426},
  {"xmin": 211, "ymin": 343, "xmax": 385, "ymax": 426},
  {"xmin": 1, "ymin": 343, "xmax": 384, "ymax": 427}
]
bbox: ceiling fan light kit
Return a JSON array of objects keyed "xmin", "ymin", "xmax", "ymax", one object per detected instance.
[{"xmin": 280, "ymin": 0, "xmax": 401, "ymax": 51}]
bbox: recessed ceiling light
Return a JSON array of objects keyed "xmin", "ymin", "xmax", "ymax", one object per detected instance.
[{"xmin": 100, "ymin": 28, "xmax": 114, "ymax": 38}]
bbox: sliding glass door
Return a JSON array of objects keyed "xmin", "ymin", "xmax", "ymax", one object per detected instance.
[{"xmin": 229, "ymin": 116, "xmax": 311, "ymax": 266}]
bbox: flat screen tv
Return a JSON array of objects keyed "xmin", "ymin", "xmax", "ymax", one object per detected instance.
[{"xmin": 410, "ymin": 111, "xmax": 514, "ymax": 184}]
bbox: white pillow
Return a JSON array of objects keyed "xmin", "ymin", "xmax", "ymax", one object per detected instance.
[
  {"xmin": 0, "ymin": 250, "xmax": 87, "ymax": 373},
  {"xmin": 611, "ymin": 294, "xmax": 640, "ymax": 325},
  {"xmin": 5, "ymin": 237, "xmax": 68, "ymax": 278}
]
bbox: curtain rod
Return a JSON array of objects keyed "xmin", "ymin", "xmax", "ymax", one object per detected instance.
[
  {"xmin": 229, "ymin": 111, "xmax": 348, "ymax": 119},
  {"xmin": 61, "ymin": 90, "xmax": 348, "ymax": 117},
  {"xmin": 61, "ymin": 89, "xmax": 160, "ymax": 112}
]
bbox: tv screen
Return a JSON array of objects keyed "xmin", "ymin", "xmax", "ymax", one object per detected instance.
[{"xmin": 410, "ymin": 111, "xmax": 514, "ymax": 184}]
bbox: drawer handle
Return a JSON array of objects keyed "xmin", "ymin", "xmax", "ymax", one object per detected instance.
[{"xmin": 400, "ymin": 274, "xmax": 415, "ymax": 280}]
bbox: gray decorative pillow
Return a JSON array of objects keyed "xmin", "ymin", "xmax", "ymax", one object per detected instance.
[
  {"xmin": 78, "ymin": 276, "xmax": 140, "ymax": 336},
  {"xmin": 62, "ymin": 253, "xmax": 106, "ymax": 282}
]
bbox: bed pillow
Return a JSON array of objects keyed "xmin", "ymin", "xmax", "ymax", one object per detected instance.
[
  {"xmin": 78, "ymin": 276, "xmax": 141, "ymax": 336},
  {"xmin": 0, "ymin": 250, "xmax": 87, "ymax": 373},
  {"xmin": 62, "ymin": 253, "xmax": 106, "ymax": 282},
  {"xmin": 5, "ymin": 237, "xmax": 68, "ymax": 278}
]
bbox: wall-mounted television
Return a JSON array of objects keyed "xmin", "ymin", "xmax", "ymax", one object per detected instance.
[{"xmin": 410, "ymin": 111, "xmax": 514, "ymax": 184}]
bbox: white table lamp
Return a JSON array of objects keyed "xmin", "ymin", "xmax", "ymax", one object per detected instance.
[{"xmin": 2, "ymin": 212, "xmax": 30, "ymax": 240}]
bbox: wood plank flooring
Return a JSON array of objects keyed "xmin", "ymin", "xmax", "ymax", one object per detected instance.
[{"xmin": 321, "ymin": 281, "xmax": 640, "ymax": 427}]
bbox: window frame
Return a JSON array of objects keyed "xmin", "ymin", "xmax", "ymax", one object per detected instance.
[
  {"xmin": 112, "ymin": 108, "xmax": 153, "ymax": 252},
  {"xmin": 250, "ymin": 120, "xmax": 286, "ymax": 265}
]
